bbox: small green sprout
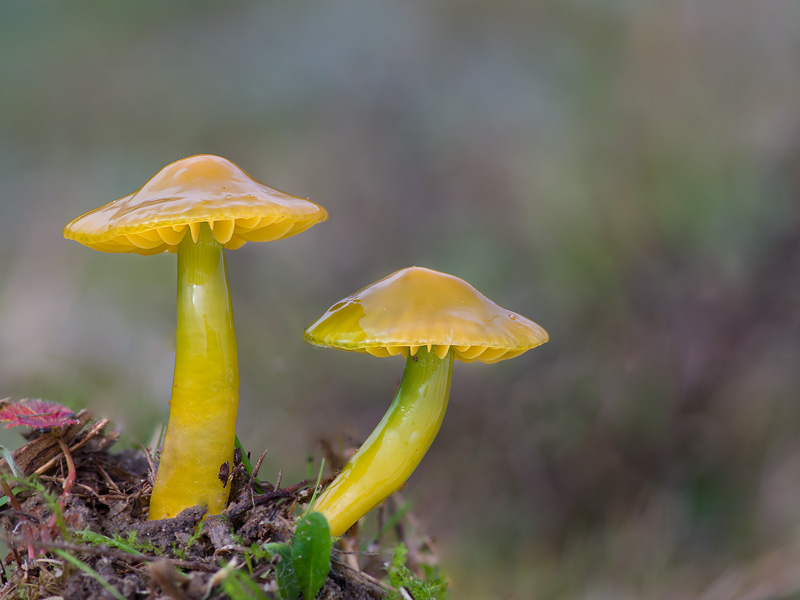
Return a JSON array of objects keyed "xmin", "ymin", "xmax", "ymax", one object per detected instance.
[
  {"xmin": 264, "ymin": 512, "xmax": 333, "ymax": 600},
  {"xmin": 73, "ymin": 530, "xmax": 161, "ymax": 557},
  {"xmin": 172, "ymin": 521, "xmax": 204, "ymax": 560},
  {"xmin": 387, "ymin": 543, "xmax": 449, "ymax": 600},
  {"xmin": 262, "ymin": 459, "xmax": 333, "ymax": 599},
  {"xmin": 217, "ymin": 558, "xmax": 270, "ymax": 600}
]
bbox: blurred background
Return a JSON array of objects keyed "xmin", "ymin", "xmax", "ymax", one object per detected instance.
[{"xmin": 2, "ymin": 1, "xmax": 800, "ymax": 597}]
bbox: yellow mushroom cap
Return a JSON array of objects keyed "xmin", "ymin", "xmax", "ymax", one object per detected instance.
[
  {"xmin": 303, "ymin": 267, "xmax": 549, "ymax": 364},
  {"xmin": 63, "ymin": 154, "xmax": 328, "ymax": 255}
]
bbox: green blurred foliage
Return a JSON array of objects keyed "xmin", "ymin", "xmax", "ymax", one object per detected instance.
[{"xmin": 2, "ymin": 1, "xmax": 800, "ymax": 598}]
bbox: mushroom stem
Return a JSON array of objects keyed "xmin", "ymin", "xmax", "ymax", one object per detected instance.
[
  {"xmin": 148, "ymin": 223, "xmax": 239, "ymax": 520},
  {"xmin": 313, "ymin": 347, "xmax": 454, "ymax": 536}
]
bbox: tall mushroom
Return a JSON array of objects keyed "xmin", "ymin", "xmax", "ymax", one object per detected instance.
[
  {"xmin": 303, "ymin": 266, "xmax": 548, "ymax": 536},
  {"xmin": 64, "ymin": 155, "xmax": 327, "ymax": 519}
]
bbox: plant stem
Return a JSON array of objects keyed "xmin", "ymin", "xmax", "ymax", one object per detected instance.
[
  {"xmin": 45, "ymin": 435, "xmax": 76, "ymax": 538},
  {"xmin": 313, "ymin": 347, "xmax": 454, "ymax": 536},
  {"xmin": 55, "ymin": 436, "xmax": 75, "ymax": 498},
  {"xmin": 0, "ymin": 480, "xmax": 33, "ymax": 560},
  {"xmin": 149, "ymin": 223, "xmax": 239, "ymax": 519}
]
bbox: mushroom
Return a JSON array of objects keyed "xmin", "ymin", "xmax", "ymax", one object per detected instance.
[
  {"xmin": 303, "ymin": 266, "xmax": 548, "ymax": 536},
  {"xmin": 64, "ymin": 155, "xmax": 327, "ymax": 519}
]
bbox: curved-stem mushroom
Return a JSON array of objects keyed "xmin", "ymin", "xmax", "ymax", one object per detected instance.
[
  {"xmin": 303, "ymin": 266, "xmax": 548, "ymax": 536},
  {"xmin": 64, "ymin": 155, "xmax": 327, "ymax": 519}
]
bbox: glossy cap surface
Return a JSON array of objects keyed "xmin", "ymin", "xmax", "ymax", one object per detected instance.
[
  {"xmin": 304, "ymin": 267, "xmax": 549, "ymax": 364},
  {"xmin": 63, "ymin": 155, "xmax": 328, "ymax": 255}
]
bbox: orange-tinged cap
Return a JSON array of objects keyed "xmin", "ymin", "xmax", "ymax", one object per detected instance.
[
  {"xmin": 63, "ymin": 155, "xmax": 328, "ymax": 255},
  {"xmin": 304, "ymin": 267, "xmax": 549, "ymax": 364}
]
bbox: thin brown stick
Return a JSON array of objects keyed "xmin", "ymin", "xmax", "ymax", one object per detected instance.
[
  {"xmin": 96, "ymin": 464, "xmax": 122, "ymax": 495},
  {"xmin": 249, "ymin": 448, "xmax": 269, "ymax": 492},
  {"xmin": 331, "ymin": 556, "xmax": 394, "ymax": 597},
  {"xmin": 140, "ymin": 444, "xmax": 158, "ymax": 487},
  {"xmin": 148, "ymin": 559, "xmax": 193, "ymax": 600},
  {"xmin": 224, "ymin": 480, "xmax": 312, "ymax": 519},
  {"xmin": 52, "ymin": 479, "xmax": 130, "ymax": 504},
  {"xmin": 32, "ymin": 419, "xmax": 109, "ymax": 477}
]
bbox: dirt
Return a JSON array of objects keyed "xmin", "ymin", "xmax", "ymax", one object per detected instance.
[{"xmin": 0, "ymin": 410, "xmax": 434, "ymax": 599}]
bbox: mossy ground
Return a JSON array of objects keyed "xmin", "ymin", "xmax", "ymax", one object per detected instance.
[{"xmin": 0, "ymin": 412, "xmax": 442, "ymax": 599}]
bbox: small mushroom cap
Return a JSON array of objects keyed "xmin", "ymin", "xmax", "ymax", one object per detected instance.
[
  {"xmin": 63, "ymin": 155, "xmax": 328, "ymax": 255},
  {"xmin": 304, "ymin": 267, "xmax": 549, "ymax": 364}
]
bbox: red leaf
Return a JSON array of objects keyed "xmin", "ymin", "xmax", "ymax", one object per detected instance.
[{"xmin": 0, "ymin": 399, "xmax": 78, "ymax": 429}]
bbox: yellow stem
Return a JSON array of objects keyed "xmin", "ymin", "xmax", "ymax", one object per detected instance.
[
  {"xmin": 314, "ymin": 348, "xmax": 454, "ymax": 536},
  {"xmin": 148, "ymin": 223, "xmax": 239, "ymax": 519}
]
